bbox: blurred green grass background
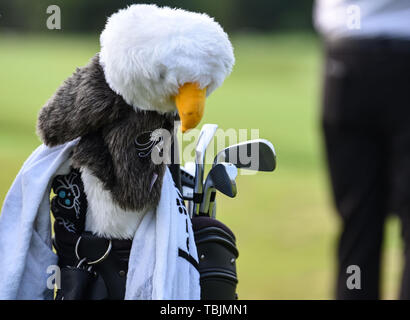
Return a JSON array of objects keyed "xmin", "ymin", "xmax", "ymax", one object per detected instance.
[{"xmin": 0, "ymin": 33, "xmax": 403, "ymax": 299}]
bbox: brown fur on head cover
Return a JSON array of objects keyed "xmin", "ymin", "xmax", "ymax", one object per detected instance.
[{"xmin": 37, "ymin": 54, "xmax": 176, "ymax": 211}]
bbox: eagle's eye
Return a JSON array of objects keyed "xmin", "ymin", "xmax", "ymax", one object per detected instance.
[{"xmin": 158, "ymin": 66, "xmax": 167, "ymax": 80}]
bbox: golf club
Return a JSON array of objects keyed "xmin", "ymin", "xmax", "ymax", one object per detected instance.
[
  {"xmin": 208, "ymin": 139, "xmax": 276, "ymax": 217},
  {"xmin": 213, "ymin": 139, "xmax": 276, "ymax": 171},
  {"xmin": 199, "ymin": 162, "xmax": 238, "ymax": 215},
  {"xmin": 192, "ymin": 124, "xmax": 218, "ymax": 216}
]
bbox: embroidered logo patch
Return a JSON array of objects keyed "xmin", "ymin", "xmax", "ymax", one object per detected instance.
[
  {"xmin": 134, "ymin": 130, "xmax": 164, "ymax": 158},
  {"xmin": 51, "ymin": 168, "xmax": 87, "ymax": 234}
]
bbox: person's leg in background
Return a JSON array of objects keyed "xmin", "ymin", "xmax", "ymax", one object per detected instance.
[
  {"xmin": 392, "ymin": 134, "xmax": 410, "ymax": 299},
  {"xmin": 385, "ymin": 53, "xmax": 410, "ymax": 299},
  {"xmin": 321, "ymin": 48, "xmax": 389, "ymax": 299},
  {"xmin": 323, "ymin": 126, "xmax": 389, "ymax": 299},
  {"xmin": 389, "ymin": 128, "xmax": 410, "ymax": 299}
]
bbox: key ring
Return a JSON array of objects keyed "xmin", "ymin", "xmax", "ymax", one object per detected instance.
[
  {"xmin": 75, "ymin": 236, "xmax": 112, "ymax": 265},
  {"xmin": 76, "ymin": 257, "xmax": 88, "ymax": 268}
]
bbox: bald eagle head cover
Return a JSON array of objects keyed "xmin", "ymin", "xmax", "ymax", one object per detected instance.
[
  {"xmin": 0, "ymin": 4, "xmax": 234, "ymax": 300},
  {"xmin": 37, "ymin": 4, "xmax": 234, "ymax": 239}
]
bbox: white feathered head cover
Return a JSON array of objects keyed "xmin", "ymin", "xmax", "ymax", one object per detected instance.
[{"xmin": 99, "ymin": 4, "xmax": 235, "ymax": 132}]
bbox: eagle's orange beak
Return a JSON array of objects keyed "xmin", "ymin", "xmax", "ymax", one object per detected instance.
[{"xmin": 175, "ymin": 82, "xmax": 206, "ymax": 133}]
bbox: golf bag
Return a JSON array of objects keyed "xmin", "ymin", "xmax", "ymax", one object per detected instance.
[
  {"xmin": 170, "ymin": 158, "xmax": 240, "ymax": 300},
  {"xmin": 191, "ymin": 216, "xmax": 239, "ymax": 300},
  {"xmin": 52, "ymin": 164, "xmax": 238, "ymax": 300}
]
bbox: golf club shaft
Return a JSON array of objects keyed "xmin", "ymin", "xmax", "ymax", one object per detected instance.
[
  {"xmin": 208, "ymin": 190, "xmax": 217, "ymax": 218},
  {"xmin": 199, "ymin": 185, "xmax": 215, "ymax": 215},
  {"xmin": 192, "ymin": 124, "xmax": 218, "ymax": 216},
  {"xmin": 193, "ymin": 162, "xmax": 204, "ymax": 215}
]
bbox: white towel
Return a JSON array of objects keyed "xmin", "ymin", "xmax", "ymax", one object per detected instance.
[{"xmin": 0, "ymin": 141, "xmax": 200, "ymax": 300}]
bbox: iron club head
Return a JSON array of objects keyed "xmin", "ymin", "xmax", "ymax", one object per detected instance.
[
  {"xmin": 199, "ymin": 162, "xmax": 238, "ymax": 215},
  {"xmin": 213, "ymin": 139, "xmax": 276, "ymax": 172},
  {"xmin": 208, "ymin": 138, "xmax": 276, "ymax": 218}
]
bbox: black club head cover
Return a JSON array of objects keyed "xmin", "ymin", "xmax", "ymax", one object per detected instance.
[{"xmin": 51, "ymin": 167, "xmax": 87, "ymax": 234}]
